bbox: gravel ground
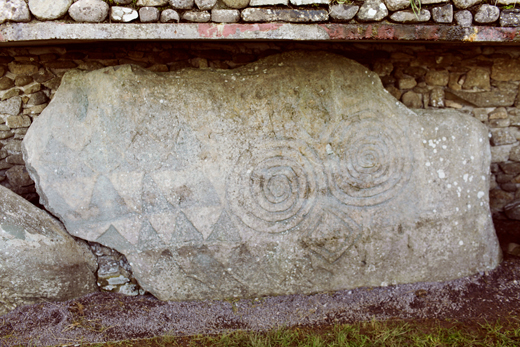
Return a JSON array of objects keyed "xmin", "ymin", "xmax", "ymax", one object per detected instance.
[{"xmin": 1, "ymin": 219, "xmax": 519, "ymax": 346}]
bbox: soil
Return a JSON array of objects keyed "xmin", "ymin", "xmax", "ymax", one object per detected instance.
[{"xmin": 1, "ymin": 218, "xmax": 519, "ymax": 347}]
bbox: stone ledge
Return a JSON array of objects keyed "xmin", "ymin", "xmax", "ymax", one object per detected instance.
[{"xmin": 1, "ymin": 22, "xmax": 520, "ymax": 45}]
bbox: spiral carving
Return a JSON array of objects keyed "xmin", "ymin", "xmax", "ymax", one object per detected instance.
[
  {"xmin": 328, "ymin": 111, "xmax": 412, "ymax": 206},
  {"xmin": 227, "ymin": 140, "xmax": 325, "ymax": 234}
]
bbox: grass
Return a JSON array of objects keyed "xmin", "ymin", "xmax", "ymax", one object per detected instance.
[{"xmin": 80, "ymin": 317, "xmax": 520, "ymax": 347}]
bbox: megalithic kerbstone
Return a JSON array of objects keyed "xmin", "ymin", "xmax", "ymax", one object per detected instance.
[{"xmin": 22, "ymin": 51, "xmax": 501, "ymax": 301}]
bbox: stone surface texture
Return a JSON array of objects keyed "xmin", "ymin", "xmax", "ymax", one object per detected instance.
[
  {"xmin": 223, "ymin": 0, "xmax": 249, "ymax": 8},
  {"xmin": 0, "ymin": 185, "xmax": 98, "ymax": 315},
  {"xmin": 432, "ymin": 4, "xmax": 453, "ymax": 23},
  {"xmin": 501, "ymin": 9, "xmax": 520, "ymax": 27},
  {"xmin": 211, "ymin": 9, "xmax": 240, "ymax": 22},
  {"xmin": 110, "ymin": 6, "xmax": 138, "ymax": 22},
  {"xmin": 182, "ymin": 10, "xmax": 210, "ymax": 22},
  {"xmin": 475, "ymin": 4, "xmax": 499, "ymax": 24},
  {"xmin": 241, "ymin": 8, "xmax": 329, "ymax": 22},
  {"xmin": 0, "ymin": 0, "xmax": 31, "ymax": 24},
  {"xmin": 169, "ymin": 0, "xmax": 194, "ymax": 9},
  {"xmin": 195, "ymin": 0, "xmax": 216, "ymax": 10},
  {"xmin": 69, "ymin": 0, "xmax": 109, "ymax": 23},
  {"xmin": 390, "ymin": 9, "xmax": 431, "ymax": 22},
  {"xmin": 453, "ymin": 0, "xmax": 481, "ymax": 9},
  {"xmin": 357, "ymin": 0, "xmax": 388, "ymax": 22},
  {"xmin": 136, "ymin": 0, "xmax": 168, "ymax": 5},
  {"xmin": 455, "ymin": 9, "xmax": 472, "ymax": 27},
  {"xmin": 384, "ymin": 0, "xmax": 409, "ymax": 12},
  {"xmin": 329, "ymin": 4, "xmax": 359, "ymax": 21},
  {"xmin": 28, "ymin": 0, "xmax": 72, "ymax": 20},
  {"xmin": 160, "ymin": 9, "xmax": 179, "ymax": 22},
  {"xmin": 23, "ymin": 52, "xmax": 501, "ymax": 301},
  {"xmin": 250, "ymin": 0, "xmax": 287, "ymax": 5},
  {"xmin": 139, "ymin": 7, "xmax": 160, "ymax": 22}
]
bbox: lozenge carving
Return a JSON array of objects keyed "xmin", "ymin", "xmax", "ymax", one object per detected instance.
[{"xmin": 23, "ymin": 52, "xmax": 501, "ymax": 301}]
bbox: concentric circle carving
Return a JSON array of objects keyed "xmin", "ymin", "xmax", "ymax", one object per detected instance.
[
  {"xmin": 328, "ymin": 111, "xmax": 412, "ymax": 206},
  {"xmin": 227, "ymin": 140, "xmax": 325, "ymax": 234}
]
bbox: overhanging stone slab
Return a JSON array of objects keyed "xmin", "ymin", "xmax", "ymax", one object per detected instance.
[
  {"xmin": 23, "ymin": 51, "xmax": 501, "ymax": 301},
  {"xmin": 2, "ymin": 22, "xmax": 520, "ymax": 45}
]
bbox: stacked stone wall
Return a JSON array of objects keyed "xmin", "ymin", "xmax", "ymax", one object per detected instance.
[
  {"xmin": 0, "ymin": 42, "xmax": 519, "ymax": 219},
  {"xmin": 4, "ymin": 0, "xmax": 520, "ymax": 27}
]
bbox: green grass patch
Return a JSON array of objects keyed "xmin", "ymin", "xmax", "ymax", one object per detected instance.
[{"xmin": 79, "ymin": 317, "xmax": 520, "ymax": 347}]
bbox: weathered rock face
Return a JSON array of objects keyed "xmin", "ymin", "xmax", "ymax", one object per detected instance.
[
  {"xmin": 23, "ymin": 52, "xmax": 501, "ymax": 301},
  {"xmin": 0, "ymin": 185, "xmax": 98, "ymax": 315}
]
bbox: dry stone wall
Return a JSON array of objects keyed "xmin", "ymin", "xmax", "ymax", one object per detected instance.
[
  {"xmin": 0, "ymin": 41, "xmax": 519, "ymax": 220},
  {"xmin": 3, "ymin": 0, "xmax": 520, "ymax": 26}
]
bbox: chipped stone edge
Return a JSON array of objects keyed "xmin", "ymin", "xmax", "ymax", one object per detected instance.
[{"xmin": 1, "ymin": 22, "xmax": 520, "ymax": 44}]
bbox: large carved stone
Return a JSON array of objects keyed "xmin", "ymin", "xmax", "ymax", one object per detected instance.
[
  {"xmin": 0, "ymin": 185, "xmax": 98, "ymax": 315},
  {"xmin": 22, "ymin": 52, "xmax": 501, "ymax": 301}
]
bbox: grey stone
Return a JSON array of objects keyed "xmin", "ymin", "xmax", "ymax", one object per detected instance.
[
  {"xmin": 453, "ymin": 0, "xmax": 481, "ymax": 9},
  {"xmin": 139, "ymin": 6, "xmax": 160, "ymax": 22},
  {"xmin": 0, "ymin": 131, "xmax": 14, "ymax": 139},
  {"xmin": 398, "ymin": 77, "xmax": 417, "ymax": 90},
  {"xmin": 27, "ymin": 91, "xmax": 48, "ymax": 107},
  {"xmin": 493, "ymin": 59, "xmax": 520, "ymax": 82},
  {"xmin": 490, "ymin": 107, "xmax": 508, "ymax": 119},
  {"xmin": 390, "ymin": 9, "xmax": 430, "ymax": 22},
  {"xmin": 474, "ymin": 4, "xmax": 499, "ymax": 24},
  {"xmin": 169, "ymin": 0, "xmax": 193, "ymax": 9},
  {"xmin": 0, "ymin": 185, "xmax": 98, "ymax": 315},
  {"xmin": 23, "ymin": 52, "xmax": 500, "ymax": 301},
  {"xmin": 432, "ymin": 4, "xmax": 453, "ymax": 23},
  {"xmin": 0, "ymin": 88, "xmax": 22, "ymax": 101},
  {"xmin": 2, "ymin": 140, "xmax": 21, "ymax": 155},
  {"xmin": 487, "ymin": 118, "xmax": 510, "ymax": 128},
  {"xmin": 211, "ymin": 9, "xmax": 240, "ymax": 22},
  {"xmin": 90, "ymin": 243, "xmax": 143, "ymax": 295},
  {"xmin": 182, "ymin": 10, "xmax": 210, "ymax": 22},
  {"xmin": 242, "ymin": 8, "xmax": 329, "ymax": 22},
  {"xmin": 0, "ymin": 0, "xmax": 31, "ymax": 24},
  {"xmin": 421, "ymin": 0, "xmax": 449, "ymax": 3},
  {"xmin": 455, "ymin": 10, "xmax": 472, "ymax": 27},
  {"xmin": 0, "ymin": 77, "xmax": 14, "ymax": 90},
  {"xmin": 463, "ymin": 66, "xmax": 490, "ymax": 91},
  {"xmin": 68, "ymin": 0, "xmax": 109, "ymax": 22},
  {"xmin": 16, "ymin": 75, "xmax": 34, "ymax": 87},
  {"xmin": 160, "ymin": 9, "xmax": 180, "ymax": 22},
  {"xmin": 290, "ymin": 0, "xmax": 329, "ymax": 4},
  {"xmin": 329, "ymin": 4, "xmax": 359, "ymax": 21},
  {"xmin": 491, "ymin": 145, "xmax": 513, "ymax": 163},
  {"xmin": 401, "ymin": 90, "xmax": 422, "ymax": 108},
  {"xmin": 136, "ymin": 0, "xmax": 168, "ymax": 5},
  {"xmin": 28, "ymin": 0, "xmax": 72, "ymax": 20},
  {"xmin": 223, "ymin": 0, "xmax": 249, "ymax": 8},
  {"xmin": 505, "ymin": 200, "xmax": 520, "ymax": 220},
  {"xmin": 384, "ymin": 0, "xmax": 409, "ymax": 11},
  {"xmin": 5, "ymin": 154, "xmax": 24, "ymax": 164},
  {"xmin": 510, "ymin": 145, "xmax": 520, "ymax": 161},
  {"xmin": 111, "ymin": 6, "xmax": 138, "ymax": 22},
  {"xmin": 195, "ymin": 0, "xmax": 216, "ymax": 10},
  {"xmin": 450, "ymin": 88, "xmax": 517, "ymax": 107},
  {"xmin": 0, "ymin": 96, "xmax": 22, "ymax": 116},
  {"xmin": 500, "ymin": 9, "xmax": 520, "ymax": 27},
  {"xmin": 6, "ymin": 115, "xmax": 31, "ymax": 128},
  {"xmin": 425, "ymin": 70, "xmax": 449, "ymax": 86},
  {"xmin": 490, "ymin": 189, "xmax": 514, "ymax": 212},
  {"xmin": 430, "ymin": 87, "xmax": 445, "ymax": 108},
  {"xmin": 491, "ymin": 129, "xmax": 517, "ymax": 146},
  {"xmin": 113, "ymin": 0, "xmax": 132, "ymax": 4},
  {"xmin": 250, "ymin": 0, "xmax": 287, "ymax": 5},
  {"xmin": 5, "ymin": 165, "xmax": 33, "ymax": 187},
  {"xmin": 357, "ymin": 0, "xmax": 388, "ymax": 22}
]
